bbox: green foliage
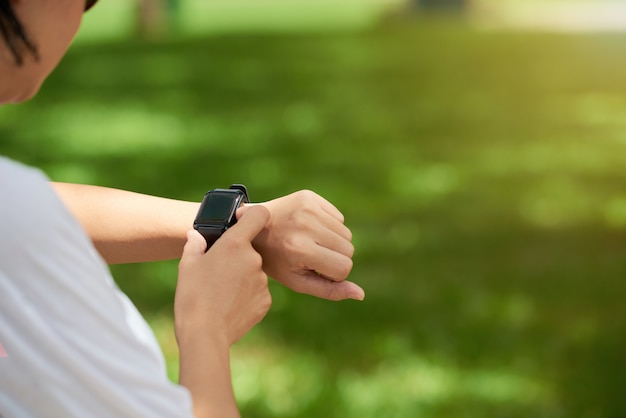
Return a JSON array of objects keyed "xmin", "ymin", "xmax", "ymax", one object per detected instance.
[{"xmin": 2, "ymin": 19, "xmax": 626, "ymax": 418}]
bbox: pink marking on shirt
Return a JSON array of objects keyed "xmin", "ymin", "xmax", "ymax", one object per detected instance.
[{"xmin": 0, "ymin": 341, "xmax": 8, "ymax": 358}]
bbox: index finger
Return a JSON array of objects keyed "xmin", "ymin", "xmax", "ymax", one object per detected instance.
[{"xmin": 226, "ymin": 205, "xmax": 270, "ymax": 241}]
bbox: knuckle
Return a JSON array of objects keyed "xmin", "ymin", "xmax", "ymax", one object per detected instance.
[
  {"xmin": 336, "ymin": 258, "xmax": 353, "ymax": 280},
  {"xmin": 241, "ymin": 250, "xmax": 262, "ymax": 273},
  {"xmin": 284, "ymin": 236, "xmax": 308, "ymax": 258},
  {"xmin": 245, "ymin": 254, "xmax": 264, "ymax": 279},
  {"xmin": 295, "ymin": 189, "xmax": 318, "ymax": 203},
  {"xmin": 255, "ymin": 279, "xmax": 272, "ymax": 313},
  {"xmin": 252, "ymin": 251, "xmax": 264, "ymax": 269},
  {"xmin": 287, "ymin": 278, "xmax": 308, "ymax": 295},
  {"xmin": 345, "ymin": 242, "xmax": 355, "ymax": 258},
  {"xmin": 262, "ymin": 291, "xmax": 272, "ymax": 310},
  {"xmin": 325, "ymin": 287, "xmax": 344, "ymax": 302},
  {"xmin": 291, "ymin": 212, "xmax": 313, "ymax": 231}
]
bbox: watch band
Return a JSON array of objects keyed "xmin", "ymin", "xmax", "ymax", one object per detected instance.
[
  {"xmin": 195, "ymin": 225, "xmax": 224, "ymax": 249},
  {"xmin": 229, "ymin": 184, "xmax": 250, "ymax": 203}
]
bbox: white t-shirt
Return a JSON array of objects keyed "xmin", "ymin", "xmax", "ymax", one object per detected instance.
[{"xmin": 0, "ymin": 157, "xmax": 194, "ymax": 417}]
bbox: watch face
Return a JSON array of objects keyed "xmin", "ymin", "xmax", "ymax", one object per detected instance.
[{"xmin": 197, "ymin": 192, "xmax": 240, "ymax": 223}]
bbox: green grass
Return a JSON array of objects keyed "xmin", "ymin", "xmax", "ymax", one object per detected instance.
[
  {"xmin": 2, "ymin": 14, "xmax": 626, "ymax": 418},
  {"xmin": 75, "ymin": 0, "xmax": 396, "ymax": 42}
]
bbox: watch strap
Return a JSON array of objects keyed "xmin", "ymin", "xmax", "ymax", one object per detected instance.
[
  {"xmin": 229, "ymin": 184, "xmax": 250, "ymax": 203},
  {"xmin": 195, "ymin": 225, "xmax": 225, "ymax": 250}
]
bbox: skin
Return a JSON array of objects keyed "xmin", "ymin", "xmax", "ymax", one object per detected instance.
[
  {"xmin": 51, "ymin": 183, "xmax": 365, "ymax": 301},
  {"xmin": 0, "ymin": 0, "xmax": 83, "ymax": 102},
  {"xmin": 176, "ymin": 206, "xmax": 272, "ymax": 418},
  {"xmin": 0, "ymin": 0, "xmax": 362, "ymax": 415}
]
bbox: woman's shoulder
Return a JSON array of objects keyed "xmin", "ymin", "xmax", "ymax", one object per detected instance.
[
  {"xmin": 0, "ymin": 156, "xmax": 72, "ymax": 247},
  {"xmin": 0, "ymin": 156, "xmax": 50, "ymax": 191}
]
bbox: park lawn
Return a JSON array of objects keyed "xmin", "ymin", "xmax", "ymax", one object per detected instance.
[{"xmin": 2, "ymin": 17, "xmax": 626, "ymax": 418}]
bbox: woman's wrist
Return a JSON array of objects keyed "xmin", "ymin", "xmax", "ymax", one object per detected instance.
[{"xmin": 175, "ymin": 316, "xmax": 230, "ymax": 349}]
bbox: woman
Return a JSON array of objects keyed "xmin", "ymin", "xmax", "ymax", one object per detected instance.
[{"xmin": 0, "ymin": 1, "xmax": 362, "ymax": 417}]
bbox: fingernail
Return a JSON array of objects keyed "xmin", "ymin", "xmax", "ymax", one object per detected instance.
[{"xmin": 352, "ymin": 291, "xmax": 365, "ymax": 301}]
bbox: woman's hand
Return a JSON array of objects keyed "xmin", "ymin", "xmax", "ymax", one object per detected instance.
[
  {"xmin": 174, "ymin": 205, "xmax": 271, "ymax": 418},
  {"xmin": 255, "ymin": 190, "xmax": 365, "ymax": 302},
  {"xmin": 175, "ymin": 205, "xmax": 272, "ymax": 345}
]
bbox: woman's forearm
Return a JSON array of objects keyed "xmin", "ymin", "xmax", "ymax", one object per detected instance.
[
  {"xmin": 177, "ymin": 330, "xmax": 240, "ymax": 418},
  {"xmin": 52, "ymin": 182, "xmax": 364, "ymax": 302},
  {"xmin": 51, "ymin": 182, "xmax": 199, "ymax": 264},
  {"xmin": 174, "ymin": 209, "xmax": 273, "ymax": 418}
]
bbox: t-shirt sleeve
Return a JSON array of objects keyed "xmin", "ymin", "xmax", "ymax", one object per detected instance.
[{"xmin": 0, "ymin": 158, "xmax": 194, "ymax": 418}]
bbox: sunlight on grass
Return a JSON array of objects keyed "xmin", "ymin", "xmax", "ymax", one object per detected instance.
[
  {"xmin": 46, "ymin": 163, "xmax": 101, "ymax": 186},
  {"xmin": 77, "ymin": 0, "xmax": 396, "ymax": 44},
  {"xmin": 34, "ymin": 102, "xmax": 185, "ymax": 157},
  {"xmin": 149, "ymin": 316, "xmax": 551, "ymax": 417},
  {"xmin": 232, "ymin": 341, "xmax": 326, "ymax": 415},
  {"xmin": 573, "ymin": 94, "xmax": 626, "ymax": 130},
  {"xmin": 604, "ymin": 196, "xmax": 626, "ymax": 228},
  {"xmin": 518, "ymin": 177, "xmax": 596, "ymax": 228},
  {"xmin": 478, "ymin": 141, "xmax": 625, "ymax": 177},
  {"xmin": 180, "ymin": 0, "xmax": 392, "ymax": 36},
  {"xmin": 337, "ymin": 357, "xmax": 551, "ymax": 416},
  {"xmin": 389, "ymin": 163, "xmax": 460, "ymax": 203},
  {"xmin": 232, "ymin": 333, "xmax": 551, "ymax": 417},
  {"xmin": 14, "ymin": 101, "xmax": 281, "ymax": 161},
  {"xmin": 77, "ymin": 0, "xmax": 136, "ymax": 43}
]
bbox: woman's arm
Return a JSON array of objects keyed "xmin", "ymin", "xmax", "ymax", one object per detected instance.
[
  {"xmin": 175, "ymin": 207, "xmax": 272, "ymax": 418},
  {"xmin": 51, "ymin": 182, "xmax": 198, "ymax": 263},
  {"xmin": 52, "ymin": 182, "xmax": 365, "ymax": 301}
]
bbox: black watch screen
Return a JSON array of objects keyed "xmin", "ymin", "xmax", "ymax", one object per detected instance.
[
  {"xmin": 193, "ymin": 184, "xmax": 250, "ymax": 250},
  {"xmin": 196, "ymin": 191, "xmax": 241, "ymax": 223}
]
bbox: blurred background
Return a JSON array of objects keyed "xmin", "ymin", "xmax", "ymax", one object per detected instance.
[{"xmin": 2, "ymin": 0, "xmax": 626, "ymax": 416}]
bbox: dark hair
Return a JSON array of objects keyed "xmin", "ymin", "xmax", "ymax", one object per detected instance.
[{"xmin": 0, "ymin": 0, "xmax": 39, "ymax": 65}]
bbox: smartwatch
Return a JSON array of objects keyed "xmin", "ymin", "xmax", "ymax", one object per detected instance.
[{"xmin": 193, "ymin": 184, "xmax": 250, "ymax": 250}]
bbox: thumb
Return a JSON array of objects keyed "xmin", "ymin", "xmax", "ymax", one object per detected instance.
[
  {"xmin": 235, "ymin": 203, "xmax": 263, "ymax": 220},
  {"xmin": 227, "ymin": 205, "xmax": 270, "ymax": 242},
  {"xmin": 182, "ymin": 229, "xmax": 207, "ymax": 256}
]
